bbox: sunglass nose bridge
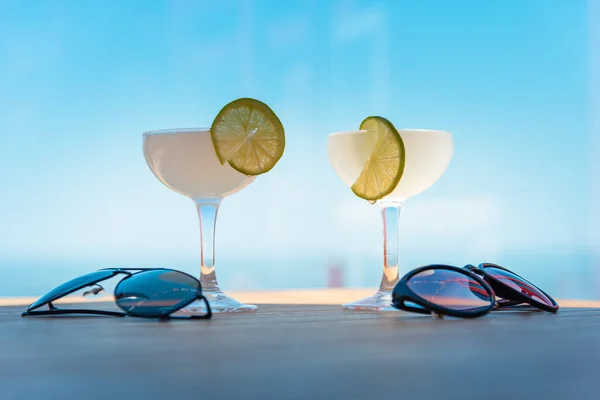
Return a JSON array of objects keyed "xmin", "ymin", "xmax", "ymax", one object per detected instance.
[
  {"xmin": 83, "ymin": 284, "xmax": 105, "ymax": 299},
  {"xmin": 463, "ymin": 264, "xmax": 482, "ymax": 275}
]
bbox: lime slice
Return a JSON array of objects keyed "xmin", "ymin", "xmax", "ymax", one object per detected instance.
[
  {"xmin": 210, "ymin": 98, "xmax": 285, "ymax": 176},
  {"xmin": 351, "ymin": 116, "xmax": 405, "ymax": 201}
]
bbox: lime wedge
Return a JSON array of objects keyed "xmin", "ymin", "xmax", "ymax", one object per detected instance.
[
  {"xmin": 210, "ymin": 98, "xmax": 285, "ymax": 176},
  {"xmin": 351, "ymin": 116, "xmax": 405, "ymax": 201}
]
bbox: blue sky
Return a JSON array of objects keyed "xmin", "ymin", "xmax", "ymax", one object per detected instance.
[{"xmin": 0, "ymin": 0, "xmax": 597, "ymax": 293}]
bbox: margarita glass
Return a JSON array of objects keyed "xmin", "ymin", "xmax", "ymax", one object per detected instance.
[
  {"xmin": 327, "ymin": 129, "xmax": 453, "ymax": 310},
  {"xmin": 143, "ymin": 128, "xmax": 257, "ymax": 313}
]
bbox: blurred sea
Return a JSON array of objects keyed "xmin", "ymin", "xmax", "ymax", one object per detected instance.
[{"xmin": 1, "ymin": 252, "xmax": 598, "ymax": 300}]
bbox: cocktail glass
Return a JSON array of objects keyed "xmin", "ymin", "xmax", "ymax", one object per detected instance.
[
  {"xmin": 327, "ymin": 129, "xmax": 453, "ymax": 311},
  {"xmin": 143, "ymin": 128, "xmax": 257, "ymax": 313}
]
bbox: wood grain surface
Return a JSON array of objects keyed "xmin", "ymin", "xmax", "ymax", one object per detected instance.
[{"xmin": 1, "ymin": 303, "xmax": 599, "ymax": 400}]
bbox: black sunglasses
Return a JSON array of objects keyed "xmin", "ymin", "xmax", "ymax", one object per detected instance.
[
  {"xmin": 464, "ymin": 263, "xmax": 559, "ymax": 313},
  {"xmin": 392, "ymin": 263, "xmax": 559, "ymax": 318},
  {"xmin": 21, "ymin": 268, "xmax": 212, "ymax": 320}
]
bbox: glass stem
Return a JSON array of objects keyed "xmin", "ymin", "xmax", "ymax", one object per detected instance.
[
  {"xmin": 194, "ymin": 197, "xmax": 222, "ymax": 292},
  {"xmin": 380, "ymin": 204, "xmax": 401, "ymax": 292}
]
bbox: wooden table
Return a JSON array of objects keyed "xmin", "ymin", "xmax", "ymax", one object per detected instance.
[{"xmin": 1, "ymin": 302, "xmax": 599, "ymax": 400}]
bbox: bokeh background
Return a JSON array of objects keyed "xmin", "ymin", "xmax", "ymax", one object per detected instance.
[{"xmin": 1, "ymin": 0, "xmax": 598, "ymax": 299}]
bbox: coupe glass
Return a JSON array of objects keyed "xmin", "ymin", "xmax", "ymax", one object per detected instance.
[
  {"xmin": 143, "ymin": 128, "xmax": 257, "ymax": 313},
  {"xmin": 327, "ymin": 129, "xmax": 454, "ymax": 311}
]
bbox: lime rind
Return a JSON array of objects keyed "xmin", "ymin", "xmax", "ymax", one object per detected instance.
[
  {"xmin": 210, "ymin": 98, "xmax": 285, "ymax": 176},
  {"xmin": 350, "ymin": 116, "xmax": 405, "ymax": 201}
]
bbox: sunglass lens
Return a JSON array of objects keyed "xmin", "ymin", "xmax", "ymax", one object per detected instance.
[
  {"xmin": 115, "ymin": 270, "xmax": 200, "ymax": 317},
  {"xmin": 408, "ymin": 269, "xmax": 493, "ymax": 311},
  {"xmin": 483, "ymin": 266, "xmax": 553, "ymax": 306},
  {"xmin": 27, "ymin": 270, "xmax": 119, "ymax": 311}
]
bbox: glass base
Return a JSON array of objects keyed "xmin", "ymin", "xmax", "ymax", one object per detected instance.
[
  {"xmin": 177, "ymin": 289, "xmax": 257, "ymax": 315},
  {"xmin": 341, "ymin": 290, "xmax": 397, "ymax": 311}
]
